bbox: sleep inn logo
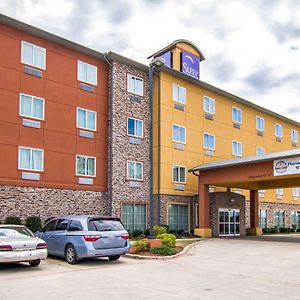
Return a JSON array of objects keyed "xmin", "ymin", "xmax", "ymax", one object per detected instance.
[{"xmin": 181, "ymin": 51, "xmax": 200, "ymax": 80}]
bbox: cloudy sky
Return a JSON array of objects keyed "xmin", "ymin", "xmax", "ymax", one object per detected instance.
[{"xmin": 1, "ymin": 0, "xmax": 300, "ymax": 121}]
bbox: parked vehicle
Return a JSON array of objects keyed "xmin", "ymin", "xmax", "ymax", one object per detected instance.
[
  {"xmin": 36, "ymin": 215, "xmax": 130, "ymax": 264},
  {"xmin": 0, "ymin": 225, "xmax": 47, "ymax": 267}
]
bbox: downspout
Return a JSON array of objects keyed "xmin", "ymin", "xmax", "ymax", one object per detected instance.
[{"xmin": 157, "ymin": 73, "xmax": 161, "ymax": 225}]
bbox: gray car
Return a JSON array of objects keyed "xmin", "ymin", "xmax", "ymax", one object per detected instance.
[{"xmin": 37, "ymin": 215, "xmax": 130, "ymax": 264}]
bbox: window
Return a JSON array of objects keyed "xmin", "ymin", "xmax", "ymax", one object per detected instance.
[
  {"xmin": 20, "ymin": 93, "xmax": 44, "ymax": 120},
  {"xmin": 21, "ymin": 41, "xmax": 46, "ymax": 70},
  {"xmin": 168, "ymin": 204, "xmax": 189, "ymax": 231},
  {"xmin": 259, "ymin": 209, "xmax": 267, "ymax": 228},
  {"xmin": 256, "ymin": 147, "xmax": 265, "ymax": 156},
  {"xmin": 275, "ymin": 211, "xmax": 285, "ymax": 228},
  {"xmin": 291, "ymin": 211, "xmax": 300, "ymax": 229},
  {"xmin": 172, "ymin": 84, "xmax": 186, "ymax": 104},
  {"xmin": 127, "ymin": 161, "xmax": 143, "ymax": 181},
  {"xmin": 203, "ymin": 133, "xmax": 215, "ymax": 150},
  {"xmin": 43, "ymin": 219, "xmax": 57, "ymax": 232},
  {"xmin": 127, "ymin": 74, "xmax": 143, "ymax": 96},
  {"xmin": 77, "ymin": 108, "xmax": 97, "ymax": 131},
  {"xmin": 68, "ymin": 220, "xmax": 83, "ymax": 231},
  {"xmin": 173, "ymin": 165, "xmax": 186, "ymax": 183},
  {"xmin": 256, "ymin": 116, "xmax": 265, "ymax": 131},
  {"xmin": 122, "ymin": 204, "xmax": 146, "ymax": 232},
  {"xmin": 203, "ymin": 96, "xmax": 215, "ymax": 114},
  {"xmin": 292, "ymin": 187, "xmax": 300, "ymax": 197},
  {"xmin": 232, "ymin": 141, "xmax": 242, "ymax": 156},
  {"xmin": 275, "ymin": 123, "xmax": 282, "ymax": 137},
  {"xmin": 127, "ymin": 117, "xmax": 143, "ymax": 138},
  {"xmin": 55, "ymin": 219, "xmax": 69, "ymax": 231},
  {"xmin": 77, "ymin": 61, "xmax": 97, "ymax": 85},
  {"xmin": 18, "ymin": 147, "xmax": 43, "ymax": 171},
  {"xmin": 172, "ymin": 124, "xmax": 186, "ymax": 144},
  {"xmin": 232, "ymin": 107, "xmax": 242, "ymax": 123},
  {"xmin": 276, "ymin": 188, "xmax": 284, "ymax": 195},
  {"xmin": 76, "ymin": 155, "xmax": 96, "ymax": 177},
  {"xmin": 291, "ymin": 129, "xmax": 298, "ymax": 143}
]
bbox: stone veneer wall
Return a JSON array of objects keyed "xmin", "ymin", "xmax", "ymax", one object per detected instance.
[
  {"xmin": 0, "ymin": 185, "xmax": 108, "ymax": 223},
  {"xmin": 109, "ymin": 60, "xmax": 150, "ymax": 222}
]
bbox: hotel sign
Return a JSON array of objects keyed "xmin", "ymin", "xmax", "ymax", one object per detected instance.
[
  {"xmin": 180, "ymin": 50, "xmax": 200, "ymax": 80},
  {"xmin": 274, "ymin": 157, "xmax": 300, "ymax": 176},
  {"xmin": 158, "ymin": 51, "xmax": 171, "ymax": 68}
]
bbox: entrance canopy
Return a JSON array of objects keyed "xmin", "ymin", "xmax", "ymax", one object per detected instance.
[{"xmin": 189, "ymin": 149, "xmax": 300, "ymax": 190}]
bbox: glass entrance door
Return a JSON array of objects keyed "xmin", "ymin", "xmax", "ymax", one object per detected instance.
[{"xmin": 219, "ymin": 208, "xmax": 240, "ymax": 236}]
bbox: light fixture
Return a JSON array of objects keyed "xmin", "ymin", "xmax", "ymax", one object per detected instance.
[{"xmin": 150, "ymin": 57, "xmax": 165, "ymax": 68}]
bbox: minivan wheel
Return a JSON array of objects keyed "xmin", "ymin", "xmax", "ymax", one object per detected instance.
[
  {"xmin": 65, "ymin": 244, "xmax": 78, "ymax": 264},
  {"xmin": 108, "ymin": 255, "xmax": 120, "ymax": 261},
  {"xmin": 29, "ymin": 259, "xmax": 41, "ymax": 267}
]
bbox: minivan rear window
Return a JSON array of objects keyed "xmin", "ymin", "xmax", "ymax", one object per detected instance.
[{"xmin": 88, "ymin": 219, "xmax": 125, "ymax": 232}]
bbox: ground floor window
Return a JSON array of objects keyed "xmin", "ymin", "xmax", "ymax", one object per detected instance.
[
  {"xmin": 168, "ymin": 204, "xmax": 189, "ymax": 232},
  {"xmin": 275, "ymin": 210, "xmax": 285, "ymax": 228},
  {"xmin": 259, "ymin": 209, "xmax": 267, "ymax": 228},
  {"xmin": 195, "ymin": 204, "xmax": 199, "ymax": 228},
  {"xmin": 291, "ymin": 211, "xmax": 300, "ymax": 229},
  {"xmin": 121, "ymin": 204, "xmax": 146, "ymax": 232}
]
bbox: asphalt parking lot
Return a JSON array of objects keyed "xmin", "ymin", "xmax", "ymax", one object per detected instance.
[{"xmin": 1, "ymin": 237, "xmax": 300, "ymax": 300}]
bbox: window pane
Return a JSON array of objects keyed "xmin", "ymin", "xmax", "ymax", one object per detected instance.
[
  {"xmin": 78, "ymin": 109, "xmax": 86, "ymax": 128},
  {"xmin": 22, "ymin": 43, "xmax": 33, "ymax": 65},
  {"xmin": 34, "ymin": 47, "xmax": 45, "ymax": 69},
  {"xmin": 20, "ymin": 148, "xmax": 31, "ymax": 169},
  {"xmin": 128, "ymin": 162, "xmax": 135, "ymax": 179},
  {"xmin": 180, "ymin": 167, "xmax": 185, "ymax": 182},
  {"xmin": 173, "ymin": 167, "xmax": 178, "ymax": 182},
  {"xmin": 136, "ymin": 120, "xmax": 143, "ymax": 137},
  {"xmin": 135, "ymin": 78, "xmax": 143, "ymax": 95},
  {"xmin": 87, "ymin": 158, "xmax": 95, "ymax": 176},
  {"xmin": 77, "ymin": 156, "xmax": 86, "ymax": 175},
  {"xmin": 32, "ymin": 98, "xmax": 43, "ymax": 119},
  {"xmin": 173, "ymin": 85, "xmax": 179, "ymax": 102},
  {"xmin": 32, "ymin": 149, "xmax": 42, "ymax": 171},
  {"xmin": 20, "ymin": 95, "xmax": 32, "ymax": 116},
  {"xmin": 87, "ymin": 65, "xmax": 97, "ymax": 85},
  {"xmin": 122, "ymin": 204, "xmax": 134, "ymax": 232},
  {"xmin": 128, "ymin": 118, "xmax": 135, "ymax": 135},
  {"xmin": 128, "ymin": 75, "xmax": 135, "ymax": 94},
  {"xmin": 135, "ymin": 163, "xmax": 142, "ymax": 180},
  {"xmin": 173, "ymin": 125, "xmax": 179, "ymax": 141},
  {"xmin": 78, "ymin": 62, "xmax": 87, "ymax": 82},
  {"xmin": 87, "ymin": 111, "xmax": 96, "ymax": 130}
]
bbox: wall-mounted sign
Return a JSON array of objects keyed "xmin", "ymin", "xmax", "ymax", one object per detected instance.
[
  {"xmin": 158, "ymin": 51, "xmax": 172, "ymax": 68},
  {"xmin": 180, "ymin": 50, "xmax": 200, "ymax": 80},
  {"xmin": 273, "ymin": 157, "xmax": 300, "ymax": 176}
]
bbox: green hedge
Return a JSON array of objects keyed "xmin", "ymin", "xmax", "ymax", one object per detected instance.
[
  {"xmin": 4, "ymin": 216, "xmax": 22, "ymax": 225},
  {"xmin": 25, "ymin": 216, "xmax": 42, "ymax": 233},
  {"xmin": 150, "ymin": 245, "xmax": 175, "ymax": 256},
  {"xmin": 134, "ymin": 239, "xmax": 150, "ymax": 252},
  {"xmin": 154, "ymin": 225, "xmax": 168, "ymax": 237},
  {"xmin": 157, "ymin": 233, "xmax": 176, "ymax": 248}
]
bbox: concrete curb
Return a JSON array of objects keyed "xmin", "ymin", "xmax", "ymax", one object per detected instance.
[{"xmin": 124, "ymin": 239, "xmax": 203, "ymax": 260}]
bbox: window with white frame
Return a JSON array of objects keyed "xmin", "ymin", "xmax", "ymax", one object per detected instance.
[
  {"xmin": 21, "ymin": 41, "xmax": 46, "ymax": 70},
  {"xmin": 127, "ymin": 161, "xmax": 143, "ymax": 180},
  {"xmin": 291, "ymin": 211, "xmax": 300, "ymax": 229},
  {"xmin": 232, "ymin": 107, "xmax": 242, "ymax": 123},
  {"xmin": 275, "ymin": 210, "xmax": 285, "ymax": 228},
  {"xmin": 172, "ymin": 84, "xmax": 186, "ymax": 104},
  {"xmin": 76, "ymin": 155, "xmax": 96, "ymax": 177},
  {"xmin": 232, "ymin": 141, "xmax": 242, "ymax": 156},
  {"xmin": 292, "ymin": 187, "xmax": 300, "ymax": 197},
  {"xmin": 275, "ymin": 123, "xmax": 282, "ymax": 137},
  {"xmin": 127, "ymin": 117, "xmax": 143, "ymax": 138},
  {"xmin": 20, "ymin": 93, "xmax": 44, "ymax": 120},
  {"xmin": 172, "ymin": 124, "xmax": 186, "ymax": 144},
  {"xmin": 256, "ymin": 147, "xmax": 265, "ymax": 156},
  {"xmin": 77, "ymin": 61, "xmax": 97, "ymax": 86},
  {"xmin": 203, "ymin": 133, "xmax": 215, "ymax": 150},
  {"xmin": 291, "ymin": 129, "xmax": 298, "ymax": 143},
  {"xmin": 259, "ymin": 209, "xmax": 267, "ymax": 228},
  {"xmin": 122, "ymin": 203, "xmax": 146, "ymax": 232},
  {"xmin": 276, "ymin": 188, "xmax": 284, "ymax": 195},
  {"xmin": 168, "ymin": 204, "xmax": 189, "ymax": 231},
  {"xmin": 203, "ymin": 96, "xmax": 215, "ymax": 114},
  {"xmin": 19, "ymin": 147, "xmax": 43, "ymax": 171},
  {"xmin": 127, "ymin": 74, "xmax": 143, "ymax": 96},
  {"xmin": 173, "ymin": 165, "xmax": 186, "ymax": 183},
  {"xmin": 256, "ymin": 116, "xmax": 265, "ymax": 131},
  {"xmin": 77, "ymin": 108, "xmax": 96, "ymax": 131}
]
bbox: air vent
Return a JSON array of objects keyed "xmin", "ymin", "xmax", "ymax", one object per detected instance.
[
  {"xmin": 276, "ymin": 137, "xmax": 282, "ymax": 142},
  {"xmin": 174, "ymin": 103, "xmax": 184, "ymax": 111},
  {"xmin": 174, "ymin": 184, "xmax": 185, "ymax": 191},
  {"xmin": 129, "ymin": 181, "xmax": 142, "ymax": 188},
  {"xmin": 79, "ymin": 130, "xmax": 94, "ymax": 139},
  {"xmin": 80, "ymin": 83, "xmax": 95, "ymax": 93},
  {"xmin": 22, "ymin": 119, "xmax": 41, "ymax": 128},
  {"xmin": 129, "ymin": 95, "xmax": 141, "ymax": 103},
  {"xmin": 129, "ymin": 137, "xmax": 142, "ymax": 145},
  {"xmin": 233, "ymin": 122, "xmax": 241, "ymax": 129},
  {"xmin": 174, "ymin": 143, "xmax": 185, "ymax": 150},
  {"xmin": 205, "ymin": 113, "xmax": 214, "ymax": 120},
  {"xmin": 24, "ymin": 66, "xmax": 42, "ymax": 78},
  {"xmin": 292, "ymin": 142, "xmax": 297, "ymax": 147},
  {"xmin": 257, "ymin": 131, "xmax": 264, "ymax": 136},
  {"xmin": 205, "ymin": 150, "xmax": 214, "ymax": 156}
]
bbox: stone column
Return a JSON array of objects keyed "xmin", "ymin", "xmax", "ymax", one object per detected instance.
[{"xmin": 247, "ymin": 190, "xmax": 262, "ymax": 236}]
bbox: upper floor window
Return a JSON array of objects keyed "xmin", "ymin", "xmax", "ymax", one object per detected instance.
[
  {"xmin": 256, "ymin": 147, "xmax": 265, "ymax": 156},
  {"xmin": 203, "ymin": 133, "xmax": 215, "ymax": 150},
  {"xmin": 256, "ymin": 116, "xmax": 265, "ymax": 131},
  {"xmin": 77, "ymin": 61, "xmax": 97, "ymax": 86},
  {"xmin": 291, "ymin": 129, "xmax": 298, "ymax": 143},
  {"xmin": 172, "ymin": 124, "xmax": 186, "ymax": 144},
  {"xmin": 203, "ymin": 96, "xmax": 215, "ymax": 114},
  {"xmin": 292, "ymin": 187, "xmax": 300, "ymax": 197},
  {"xmin": 172, "ymin": 84, "xmax": 186, "ymax": 105},
  {"xmin": 232, "ymin": 107, "xmax": 242, "ymax": 123},
  {"xmin": 275, "ymin": 123, "xmax": 282, "ymax": 137},
  {"xmin": 127, "ymin": 160, "xmax": 143, "ymax": 181},
  {"xmin": 127, "ymin": 117, "xmax": 143, "ymax": 138},
  {"xmin": 76, "ymin": 155, "xmax": 96, "ymax": 177},
  {"xmin": 127, "ymin": 74, "xmax": 143, "ymax": 96},
  {"xmin": 20, "ymin": 93, "xmax": 44, "ymax": 120},
  {"xmin": 173, "ymin": 165, "xmax": 186, "ymax": 183},
  {"xmin": 77, "ymin": 108, "xmax": 97, "ymax": 131},
  {"xmin": 21, "ymin": 41, "xmax": 46, "ymax": 70},
  {"xmin": 18, "ymin": 146, "xmax": 43, "ymax": 172},
  {"xmin": 276, "ymin": 188, "xmax": 284, "ymax": 195},
  {"xmin": 232, "ymin": 140, "xmax": 242, "ymax": 156}
]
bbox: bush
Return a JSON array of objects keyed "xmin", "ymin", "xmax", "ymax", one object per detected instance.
[
  {"xmin": 157, "ymin": 233, "xmax": 176, "ymax": 248},
  {"xmin": 297, "ymin": 228, "xmax": 300, "ymax": 233},
  {"xmin": 269, "ymin": 227, "xmax": 279, "ymax": 234},
  {"xmin": 154, "ymin": 225, "xmax": 168, "ymax": 237},
  {"xmin": 150, "ymin": 245, "xmax": 175, "ymax": 256},
  {"xmin": 5, "ymin": 216, "xmax": 22, "ymax": 225},
  {"xmin": 132, "ymin": 230, "xmax": 144, "ymax": 238},
  {"xmin": 144, "ymin": 228, "xmax": 150, "ymax": 237},
  {"xmin": 262, "ymin": 228, "xmax": 269, "ymax": 234},
  {"xmin": 25, "ymin": 216, "xmax": 42, "ymax": 233},
  {"xmin": 279, "ymin": 227, "xmax": 288, "ymax": 233},
  {"xmin": 134, "ymin": 239, "xmax": 150, "ymax": 252}
]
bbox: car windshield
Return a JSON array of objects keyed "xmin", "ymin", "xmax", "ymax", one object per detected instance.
[
  {"xmin": 0, "ymin": 227, "xmax": 34, "ymax": 239},
  {"xmin": 89, "ymin": 219, "xmax": 125, "ymax": 232}
]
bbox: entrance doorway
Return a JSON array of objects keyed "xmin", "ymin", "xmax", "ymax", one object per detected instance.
[{"xmin": 219, "ymin": 208, "xmax": 240, "ymax": 236}]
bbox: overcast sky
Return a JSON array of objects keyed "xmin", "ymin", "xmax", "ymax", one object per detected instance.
[{"xmin": 1, "ymin": 0, "xmax": 300, "ymax": 121}]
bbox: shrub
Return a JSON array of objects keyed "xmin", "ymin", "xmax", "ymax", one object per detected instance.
[
  {"xmin": 144, "ymin": 228, "xmax": 150, "ymax": 237},
  {"xmin": 132, "ymin": 230, "xmax": 144, "ymax": 238},
  {"xmin": 157, "ymin": 233, "xmax": 176, "ymax": 248},
  {"xmin": 269, "ymin": 227, "xmax": 279, "ymax": 234},
  {"xmin": 150, "ymin": 245, "xmax": 175, "ymax": 256},
  {"xmin": 279, "ymin": 227, "xmax": 288, "ymax": 233},
  {"xmin": 262, "ymin": 228, "xmax": 269, "ymax": 234},
  {"xmin": 5, "ymin": 216, "xmax": 22, "ymax": 225},
  {"xmin": 25, "ymin": 216, "xmax": 42, "ymax": 233},
  {"xmin": 154, "ymin": 225, "xmax": 168, "ymax": 237},
  {"xmin": 297, "ymin": 228, "xmax": 300, "ymax": 233},
  {"xmin": 134, "ymin": 239, "xmax": 150, "ymax": 252}
]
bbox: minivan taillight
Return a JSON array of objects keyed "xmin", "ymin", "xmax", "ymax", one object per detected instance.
[
  {"xmin": 84, "ymin": 235, "xmax": 101, "ymax": 242},
  {"xmin": 121, "ymin": 234, "xmax": 129, "ymax": 240},
  {"xmin": 0, "ymin": 245, "xmax": 12, "ymax": 251},
  {"xmin": 36, "ymin": 243, "xmax": 47, "ymax": 249}
]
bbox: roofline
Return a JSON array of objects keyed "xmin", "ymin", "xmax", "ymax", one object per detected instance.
[
  {"xmin": 147, "ymin": 39, "xmax": 205, "ymax": 61},
  {"xmin": 160, "ymin": 66, "xmax": 300, "ymax": 127},
  {"xmin": 0, "ymin": 13, "xmax": 105, "ymax": 61}
]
